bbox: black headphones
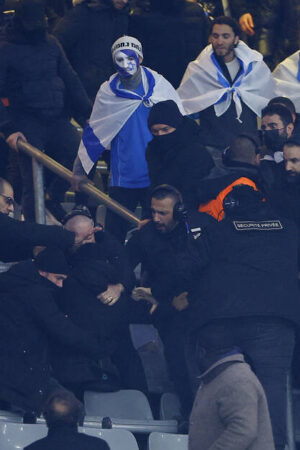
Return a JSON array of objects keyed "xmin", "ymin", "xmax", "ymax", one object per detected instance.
[{"xmin": 151, "ymin": 184, "xmax": 188, "ymax": 222}]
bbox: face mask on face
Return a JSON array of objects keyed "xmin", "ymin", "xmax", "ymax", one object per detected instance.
[
  {"xmin": 262, "ymin": 129, "xmax": 288, "ymax": 153},
  {"xmin": 113, "ymin": 49, "xmax": 140, "ymax": 78}
]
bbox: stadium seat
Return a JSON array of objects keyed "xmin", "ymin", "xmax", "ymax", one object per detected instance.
[
  {"xmin": 84, "ymin": 389, "xmax": 153, "ymax": 420},
  {"xmin": 148, "ymin": 432, "xmax": 188, "ymax": 450},
  {"xmin": 159, "ymin": 393, "xmax": 182, "ymax": 420},
  {"xmin": 83, "ymin": 427, "xmax": 139, "ymax": 450}
]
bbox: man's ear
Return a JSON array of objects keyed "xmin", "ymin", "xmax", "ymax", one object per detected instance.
[{"xmin": 287, "ymin": 122, "xmax": 294, "ymax": 138}]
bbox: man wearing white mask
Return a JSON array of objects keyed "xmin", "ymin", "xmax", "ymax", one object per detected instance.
[
  {"xmin": 178, "ymin": 16, "xmax": 275, "ymax": 166},
  {"xmin": 72, "ymin": 35, "xmax": 184, "ymax": 242}
]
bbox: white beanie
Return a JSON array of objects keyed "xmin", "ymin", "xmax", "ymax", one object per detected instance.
[{"xmin": 111, "ymin": 36, "xmax": 143, "ymax": 60}]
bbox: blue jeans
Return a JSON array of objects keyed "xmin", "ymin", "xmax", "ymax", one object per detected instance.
[{"xmin": 199, "ymin": 317, "xmax": 295, "ymax": 450}]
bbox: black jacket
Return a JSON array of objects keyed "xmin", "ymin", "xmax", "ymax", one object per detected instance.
[
  {"xmin": 129, "ymin": 0, "xmax": 208, "ymax": 88},
  {"xmin": 0, "ymin": 261, "xmax": 103, "ymax": 411},
  {"xmin": 197, "ymin": 160, "xmax": 261, "ymax": 206},
  {"xmin": 0, "ymin": 212, "xmax": 75, "ymax": 262},
  {"xmin": 195, "ymin": 207, "xmax": 300, "ymax": 328},
  {"xmin": 25, "ymin": 424, "xmax": 109, "ymax": 450},
  {"xmin": 0, "ymin": 23, "xmax": 92, "ymax": 130},
  {"xmin": 146, "ymin": 118, "xmax": 214, "ymax": 210},
  {"xmin": 53, "ymin": 0, "xmax": 129, "ymax": 101},
  {"xmin": 52, "ymin": 245, "xmax": 132, "ymax": 384},
  {"xmin": 126, "ymin": 212, "xmax": 213, "ymax": 316}
]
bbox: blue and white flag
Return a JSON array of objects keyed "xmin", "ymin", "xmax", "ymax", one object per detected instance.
[
  {"xmin": 78, "ymin": 67, "xmax": 185, "ymax": 174},
  {"xmin": 177, "ymin": 41, "xmax": 275, "ymax": 121},
  {"xmin": 273, "ymin": 51, "xmax": 300, "ymax": 113}
]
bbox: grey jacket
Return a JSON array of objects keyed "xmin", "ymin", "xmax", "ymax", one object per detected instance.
[{"xmin": 189, "ymin": 353, "xmax": 275, "ymax": 450}]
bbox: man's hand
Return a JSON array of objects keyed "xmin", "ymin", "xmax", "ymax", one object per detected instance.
[
  {"xmin": 239, "ymin": 13, "xmax": 255, "ymax": 36},
  {"xmin": 6, "ymin": 132, "xmax": 27, "ymax": 151},
  {"xmin": 98, "ymin": 283, "xmax": 124, "ymax": 306},
  {"xmin": 70, "ymin": 174, "xmax": 91, "ymax": 192},
  {"xmin": 172, "ymin": 291, "xmax": 189, "ymax": 311},
  {"xmin": 132, "ymin": 287, "xmax": 158, "ymax": 314}
]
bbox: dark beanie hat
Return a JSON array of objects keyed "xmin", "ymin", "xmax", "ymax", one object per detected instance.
[
  {"xmin": 35, "ymin": 247, "xmax": 69, "ymax": 275},
  {"xmin": 148, "ymin": 100, "xmax": 183, "ymax": 130}
]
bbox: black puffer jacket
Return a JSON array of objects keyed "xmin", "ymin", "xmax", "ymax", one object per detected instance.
[
  {"xmin": 0, "ymin": 261, "xmax": 103, "ymax": 411},
  {"xmin": 0, "ymin": 21, "xmax": 92, "ymax": 124},
  {"xmin": 146, "ymin": 117, "xmax": 214, "ymax": 210},
  {"xmin": 129, "ymin": 0, "xmax": 209, "ymax": 88},
  {"xmin": 53, "ymin": 0, "xmax": 129, "ymax": 101}
]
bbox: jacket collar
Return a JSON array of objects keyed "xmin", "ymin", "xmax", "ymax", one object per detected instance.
[{"xmin": 199, "ymin": 353, "xmax": 245, "ymax": 384}]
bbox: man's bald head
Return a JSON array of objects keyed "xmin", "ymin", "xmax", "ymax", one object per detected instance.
[
  {"xmin": 43, "ymin": 390, "xmax": 83, "ymax": 428},
  {"xmin": 64, "ymin": 214, "xmax": 96, "ymax": 247}
]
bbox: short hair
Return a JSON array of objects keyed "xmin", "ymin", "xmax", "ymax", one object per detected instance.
[
  {"xmin": 268, "ymin": 96, "xmax": 296, "ymax": 116},
  {"xmin": 210, "ymin": 16, "xmax": 242, "ymax": 37},
  {"xmin": 43, "ymin": 390, "xmax": 84, "ymax": 428},
  {"xmin": 226, "ymin": 134, "xmax": 259, "ymax": 164},
  {"xmin": 151, "ymin": 184, "xmax": 182, "ymax": 204},
  {"xmin": 261, "ymin": 104, "xmax": 294, "ymax": 127}
]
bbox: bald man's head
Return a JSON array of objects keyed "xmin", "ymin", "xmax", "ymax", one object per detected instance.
[
  {"xmin": 43, "ymin": 391, "xmax": 83, "ymax": 428},
  {"xmin": 64, "ymin": 214, "xmax": 96, "ymax": 247}
]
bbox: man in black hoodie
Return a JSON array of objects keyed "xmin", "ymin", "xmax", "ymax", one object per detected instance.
[
  {"xmin": 146, "ymin": 100, "xmax": 214, "ymax": 212},
  {"xmin": 53, "ymin": 0, "xmax": 129, "ymax": 101},
  {"xmin": 0, "ymin": 247, "xmax": 105, "ymax": 414},
  {"xmin": 0, "ymin": 0, "xmax": 92, "ymax": 221}
]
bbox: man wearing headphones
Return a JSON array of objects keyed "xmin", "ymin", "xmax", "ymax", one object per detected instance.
[{"xmin": 126, "ymin": 184, "xmax": 214, "ymax": 416}]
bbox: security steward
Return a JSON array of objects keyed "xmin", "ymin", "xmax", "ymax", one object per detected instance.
[
  {"xmin": 126, "ymin": 184, "xmax": 214, "ymax": 415},
  {"xmin": 195, "ymin": 185, "xmax": 300, "ymax": 450}
]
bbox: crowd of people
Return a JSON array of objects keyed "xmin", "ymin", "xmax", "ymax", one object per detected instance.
[{"xmin": 0, "ymin": 1, "xmax": 300, "ymax": 449}]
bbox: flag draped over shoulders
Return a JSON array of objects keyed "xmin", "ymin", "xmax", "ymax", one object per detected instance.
[
  {"xmin": 273, "ymin": 51, "xmax": 300, "ymax": 114},
  {"xmin": 177, "ymin": 41, "xmax": 275, "ymax": 121},
  {"xmin": 78, "ymin": 67, "xmax": 185, "ymax": 174}
]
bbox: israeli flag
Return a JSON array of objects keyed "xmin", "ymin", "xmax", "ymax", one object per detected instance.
[
  {"xmin": 273, "ymin": 51, "xmax": 300, "ymax": 114},
  {"xmin": 78, "ymin": 67, "xmax": 185, "ymax": 174}
]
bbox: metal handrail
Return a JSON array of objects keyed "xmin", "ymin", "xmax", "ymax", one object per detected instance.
[{"xmin": 17, "ymin": 140, "xmax": 141, "ymax": 226}]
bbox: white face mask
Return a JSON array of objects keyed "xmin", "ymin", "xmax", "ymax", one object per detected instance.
[{"xmin": 113, "ymin": 50, "xmax": 139, "ymax": 78}]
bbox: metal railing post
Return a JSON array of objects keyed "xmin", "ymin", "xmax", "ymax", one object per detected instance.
[
  {"xmin": 17, "ymin": 140, "xmax": 140, "ymax": 226},
  {"xmin": 32, "ymin": 158, "xmax": 46, "ymax": 224}
]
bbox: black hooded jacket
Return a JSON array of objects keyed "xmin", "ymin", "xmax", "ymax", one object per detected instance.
[
  {"xmin": 0, "ymin": 20, "xmax": 92, "ymax": 130},
  {"xmin": 0, "ymin": 261, "xmax": 103, "ymax": 410},
  {"xmin": 146, "ymin": 117, "xmax": 214, "ymax": 210},
  {"xmin": 53, "ymin": 0, "xmax": 129, "ymax": 101}
]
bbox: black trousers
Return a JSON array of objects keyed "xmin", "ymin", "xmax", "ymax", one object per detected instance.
[
  {"xmin": 105, "ymin": 186, "xmax": 149, "ymax": 243},
  {"xmin": 198, "ymin": 317, "xmax": 295, "ymax": 450},
  {"xmin": 14, "ymin": 114, "xmax": 81, "ymax": 221}
]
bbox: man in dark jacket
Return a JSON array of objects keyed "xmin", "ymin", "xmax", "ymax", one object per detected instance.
[
  {"xmin": 198, "ymin": 133, "xmax": 261, "ymax": 221},
  {"xmin": 0, "ymin": 247, "xmax": 106, "ymax": 414},
  {"xmin": 0, "ymin": 0, "xmax": 92, "ymax": 221},
  {"xmin": 126, "ymin": 184, "xmax": 213, "ymax": 414},
  {"xmin": 52, "ymin": 242, "xmax": 147, "ymax": 398},
  {"xmin": 129, "ymin": 0, "xmax": 209, "ymax": 88},
  {"xmin": 25, "ymin": 390, "xmax": 109, "ymax": 450},
  {"xmin": 230, "ymin": 0, "xmax": 284, "ymax": 69},
  {"xmin": 53, "ymin": 0, "xmax": 129, "ymax": 101},
  {"xmin": 146, "ymin": 100, "xmax": 214, "ymax": 211},
  {"xmin": 196, "ymin": 185, "xmax": 300, "ymax": 450}
]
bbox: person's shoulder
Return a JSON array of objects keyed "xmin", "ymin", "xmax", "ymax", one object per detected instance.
[{"xmin": 77, "ymin": 432, "xmax": 109, "ymax": 448}]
